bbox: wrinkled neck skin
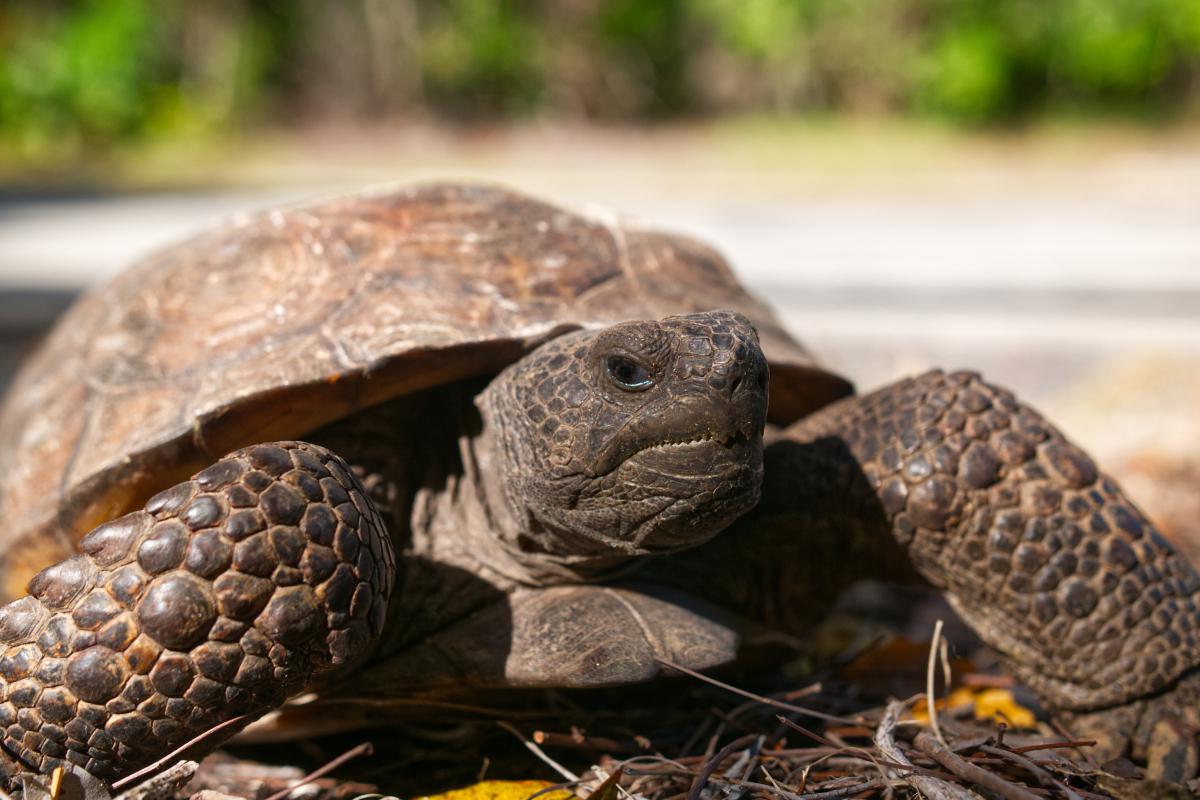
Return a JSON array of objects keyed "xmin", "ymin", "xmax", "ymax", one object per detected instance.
[{"xmin": 454, "ymin": 387, "xmax": 650, "ymax": 585}]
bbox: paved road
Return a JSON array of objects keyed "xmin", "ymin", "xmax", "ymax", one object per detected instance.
[{"xmin": 3, "ymin": 180, "xmax": 1198, "ymax": 398}]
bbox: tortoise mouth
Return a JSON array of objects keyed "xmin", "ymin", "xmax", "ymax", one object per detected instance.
[
  {"xmin": 615, "ymin": 432, "xmax": 763, "ymax": 553},
  {"xmin": 631, "ymin": 428, "xmax": 749, "ymax": 456},
  {"xmin": 618, "ymin": 421, "xmax": 760, "ymax": 484},
  {"xmin": 620, "ymin": 426, "xmax": 759, "ymax": 479},
  {"xmin": 590, "ymin": 400, "xmax": 764, "ymax": 478}
]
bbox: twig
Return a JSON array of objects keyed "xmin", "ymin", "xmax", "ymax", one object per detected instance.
[
  {"xmin": 677, "ymin": 717, "xmax": 714, "ymax": 759},
  {"xmin": 498, "ymin": 722, "xmax": 581, "ymax": 783},
  {"xmin": 526, "ymin": 782, "xmax": 582, "ymax": 800},
  {"xmin": 781, "ymin": 683, "xmax": 824, "ymax": 702},
  {"xmin": 873, "ymin": 701, "xmax": 982, "ymax": 800},
  {"xmin": 793, "ymin": 777, "xmax": 889, "ymax": 799},
  {"xmin": 758, "ymin": 764, "xmax": 789, "ymax": 797},
  {"xmin": 114, "ymin": 760, "xmax": 198, "ymax": 800},
  {"xmin": 686, "ymin": 734, "xmax": 758, "ymax": 800},
  {"xmin": 110, "ymin": 714, "xmax": 251, "ymax": 792},
  {"xmin": 578, "ymin": 766, "xmax": 626, "ymax": 800},
  {"xmin": 533, "ymin": 730, "xmax": 648, "ymax": 754},
  {"xmin": 616, "ymin": 755, "xmax": 696, "ymax": 773},
  {"xmin": 774, "ymin": 715, "xmax": 943, "ymax": 777},
  {"xmin": 260, "ymin": 742, "xmax": 373, "ymax": 800},
  {"xmin": 927, "ymin": 619, "xmax": 947, "ymax": 746},
  {"xmin": 914, "ymin": 731, "xmax": 1040, "ymax": 800},
  {"xmin": 656, "ymin": 659, "xmax": 860, "ymax": 726},
  {"xmin": 1051, "ymin": 719, "xmax": 1102, "ymax": 772},
  {"xmin": 297, "ymin": 696, "xmax": 545, "ymax": 718},
  {"xmin": 725, "ymin": 774, "xmax": 892, "ymax": 800},
  {"xmin": 979, "ymin": 744, "xmax": 1080, "ymax": 799},
  {"xmin": 1010, "ymin": 739, "xmax": 1096, "ymax": 754},
  {"xmin": 963, "ymin": 674, "xmax": 1015, "ymax": 689}
]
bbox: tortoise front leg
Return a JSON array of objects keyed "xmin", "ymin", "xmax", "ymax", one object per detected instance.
[
  {"xmin": 762, "ymin": 369, "xmax": 1200, "ymax": 780},
  {"xmin": 0, "ymin": 442, "xmax": 394, "ymax": 787}
]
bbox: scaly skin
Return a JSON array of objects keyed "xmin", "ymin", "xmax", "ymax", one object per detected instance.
[
  {"xmin": 788, "ymin": 372, "xmax": 1200, "ymax": 699},
  {"xmin": 767, "ymin": 369, "xmax": 1200, "ymax": 778},
  {"xmin": 0, "ymin": 443, "xmax": 393, "ymax": 784},
  {"xmin": 3, "ymin": 315, "xmax": 1198, "ymax": 785}
]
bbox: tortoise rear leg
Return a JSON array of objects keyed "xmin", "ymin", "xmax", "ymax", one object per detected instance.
[{"xmin": 0, "ymin": 442, "xmax": 394, "ymax": 787}]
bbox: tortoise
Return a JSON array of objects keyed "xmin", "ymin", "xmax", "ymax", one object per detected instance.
[{"xmin": 0, "ymin": 182, "xmax": 1198, "ymax": 789}]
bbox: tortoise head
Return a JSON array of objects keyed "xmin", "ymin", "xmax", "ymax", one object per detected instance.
[{"xmin": 477, "ymin": 310, "xmax": 768, "ymax": 562}]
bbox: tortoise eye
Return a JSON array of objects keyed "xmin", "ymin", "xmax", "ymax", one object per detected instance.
[{"xmin": 605, "ymin": 356, "xmax": 654, "ymax": 391}]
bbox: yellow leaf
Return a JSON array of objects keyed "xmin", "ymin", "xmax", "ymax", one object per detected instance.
[
  {"xmin": 910, "ymin": 687, "xmax": 976, "ymax": 721},
  {"xmin": 418, "ymin": 781, "xmax": 573, "ymax": 800},
  {"xmin": 910, "ymin": 687, "xmax": 1036, "ymax": 729},
  {"xmin": 974, "ymin": 688, "xmax": 1036, "ymax": 728}
]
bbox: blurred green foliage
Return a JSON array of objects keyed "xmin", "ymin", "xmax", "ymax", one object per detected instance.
[{"xmin": 2, "ymin": 0, "xmax": 1199, "ymax": 157}]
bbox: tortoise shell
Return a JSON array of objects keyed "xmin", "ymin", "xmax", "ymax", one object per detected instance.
[{"xmin": 0, "ymin": 182, "xmax": 852, "ymax": 600}]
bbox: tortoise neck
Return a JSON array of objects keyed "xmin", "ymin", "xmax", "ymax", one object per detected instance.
[{"xmin": 462, "ymin": 388, "xmax": 643, "ymax": 585}]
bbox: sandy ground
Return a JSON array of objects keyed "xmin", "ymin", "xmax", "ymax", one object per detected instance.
[{"xmin": 1, "ymin": 121, "xmax": 1198, "ymax": 554}]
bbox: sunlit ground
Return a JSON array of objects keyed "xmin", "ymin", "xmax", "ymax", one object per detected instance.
[{"xmin": 2, "ymin": 118, "xmax": 1198, "ymax": 556}]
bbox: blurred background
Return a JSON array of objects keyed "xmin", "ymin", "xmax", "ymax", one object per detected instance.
[{"xmin": 0, "ymin": 0, "xmax": 1198, "ymax": 556}]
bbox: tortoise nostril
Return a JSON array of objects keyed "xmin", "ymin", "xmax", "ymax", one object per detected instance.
[
  {"xmin": 730, "ymin": 372, "xmax": 744, "ymax": 396},
  {"xmin": 727, "ymin": 365, "xmax": 766, "ymax": 398}
]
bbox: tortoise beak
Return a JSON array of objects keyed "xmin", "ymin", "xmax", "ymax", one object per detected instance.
[{"xmin": 585, "ymin": 361, "xmax": 768, "ymax": 477}]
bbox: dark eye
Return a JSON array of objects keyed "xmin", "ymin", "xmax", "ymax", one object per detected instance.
[{"xmin": 605, "ymin": 355, "xmax": 654, "ymax": 391}]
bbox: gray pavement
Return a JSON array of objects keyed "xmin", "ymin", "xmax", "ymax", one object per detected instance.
[{"xmin": 3, "ymin": 181, "xmax": 1198, "ymax": 399}]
